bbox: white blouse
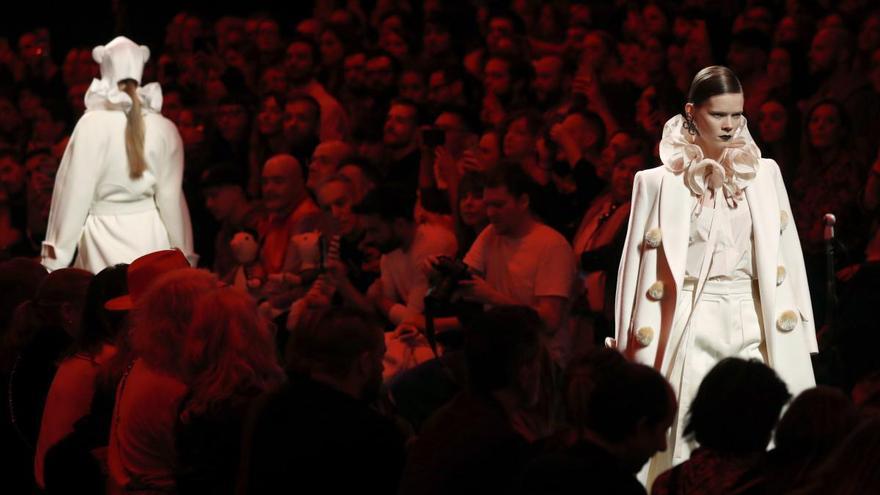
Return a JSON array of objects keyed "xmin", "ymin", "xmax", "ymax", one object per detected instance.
[{"xmin": 685, "ymin": 196, "xmax": 757, "ymax": 281}]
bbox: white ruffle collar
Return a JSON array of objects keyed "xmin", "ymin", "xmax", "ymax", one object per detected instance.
[
  {"xmin": 83, "ymin": 78, "xmax": 163, "ymax": 114},
  {"xmin": 658, "ymin": 114, "xmax": 760, "ymax": 200}
]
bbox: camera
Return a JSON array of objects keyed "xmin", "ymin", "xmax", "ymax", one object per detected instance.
[
  {"xmin": 421, "ymin": 127, "xmax": 446, "ymax": 147},
  {"xmin": 426, "ymin": 256, "xmax": 472, "ymax": 304}
]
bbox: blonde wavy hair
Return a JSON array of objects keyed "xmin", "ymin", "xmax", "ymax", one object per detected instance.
[
  {"xmin": 130, "ymin": 268, "xmax": 284, "ymax": 422},
  {"xmin": 118, "ymin": 79, "xmax": 148, "ymax": 179}
]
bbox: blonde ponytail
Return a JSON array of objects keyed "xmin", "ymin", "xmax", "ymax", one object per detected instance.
[{"xmin": 119, "ymin": 80, "xmax": 148, "ymax": 179}]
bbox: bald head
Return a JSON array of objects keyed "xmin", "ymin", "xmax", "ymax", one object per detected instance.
[{"xmin": 262, "ymin": 153, "xmax": 306, "ymax": 213}]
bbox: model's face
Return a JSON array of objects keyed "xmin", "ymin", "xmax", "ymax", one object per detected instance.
[
  {"xmin": 687, "ymin": 92, "xmax": 745, "ymax": 158},
  {"xmin": 759, "ymin": 101, "xmax": 788, "ymax": 144}
]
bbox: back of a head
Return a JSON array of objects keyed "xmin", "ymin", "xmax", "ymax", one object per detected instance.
[
  {"xmin": 286, "ymin": 308, "xmax": 383, "ymax": 380},
  {"xmin": 585, "ymin": 361, "xmax": 673, "ymax": 443},
  {"xmin": 77, "ymin": 263, "xmax": 128, "ymax": 354},
  {"xmin": 684, "ymin": 358, "xmax": 791, "ymax": 454},
  {"xmin": 564, "ymin": 348, "xmax": 628, "ymax": 429},
  {"xmin": 464, "ymin": 305, "xmax": 542, "ymax": 394},
  {"xmin": 794, "ymin": 416, "xmax": 880, "ymax": 495},
  {"xmin": 774, "ymin": 386, "xmax": 858, "ymax": 456},
  {"xmin": 130, "ymin": 268, "xmax": 218, "ymax": 374},
  {"xmin": 179, "ymin": 286, "xmax": 283, "ymax": 420}
]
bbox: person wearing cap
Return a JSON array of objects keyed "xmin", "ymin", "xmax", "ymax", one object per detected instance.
[
  {"xmin": 200, "ymin": 162, "xmax": 262, "ymax": 277},
  {"xmin": 41, "ymin": 36, "xmax": 197, "ymax": 274}
]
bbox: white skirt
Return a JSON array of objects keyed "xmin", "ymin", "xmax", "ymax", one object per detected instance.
[{"xmin": 646, "ymin": 278, "xmax": 767, "ymax": 485}]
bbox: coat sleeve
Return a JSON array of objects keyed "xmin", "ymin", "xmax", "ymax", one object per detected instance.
[
  {"xmin": 41, "ymin": 113, "xmax": 107, "ymax": 271},
  {"xmin": 614, "ymin": 171, "xmax": 650, "ymax": 350},
  {"xmin": 771, "ymin": 160, "xmax": 818, "ymax": 353},
  {"xmin": 154, "ymin": 118, "xmax": 197, "ymax": 266}
]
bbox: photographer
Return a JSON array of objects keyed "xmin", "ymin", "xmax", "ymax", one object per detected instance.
[{"xmin": 427, "ymin": 163, "xmax": 576, "ymax": 365}]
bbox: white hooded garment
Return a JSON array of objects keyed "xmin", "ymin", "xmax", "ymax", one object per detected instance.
[{"xmin": 41, "ymin": 36, "xmax": 196, "ymax": 273}]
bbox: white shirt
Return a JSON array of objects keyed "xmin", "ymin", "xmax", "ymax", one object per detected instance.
[{"xmin": 686, "ymin": 196, "xmax": 756, "ymax": 281}]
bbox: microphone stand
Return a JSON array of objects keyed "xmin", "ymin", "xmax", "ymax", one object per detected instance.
[{"xmin": 823, "ymin": 213, "xmax": 837, "ymax": 342}]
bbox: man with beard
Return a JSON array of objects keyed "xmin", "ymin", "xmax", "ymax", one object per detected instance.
[
  {"xmin": 382, "ymin": 99, "xmax": 422, "ymax": 192},
  {"xmin": 283, "ymin": 95, "xmax": 321, "ymax": 167},
  {"xmin": 284, "ymin": 36, "xmax": 348, "ymax": 141},
  {"xmin": 531, "ymin": 54, "xmax": 569, "ymax": 114},
  {"xmin": 240, "ymin": 309, "xmax": 406, "ymax": 494},
  {"xmin": 354, "ymin": 184, "xmax": 456, "ymax": 379}
]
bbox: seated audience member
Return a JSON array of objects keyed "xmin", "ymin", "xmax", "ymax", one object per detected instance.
[
  {"xmin": 5, "ymin": 268, "xmax": 92, "ymax": 452},
  {"xmin": 306, "ymin": 140, "xmax": 354, "ymax": 193},
  {"xmin": 284, "ymin": 36, "xmax": 349, "ymax": 142},
  {"xmin": 258, "ymin": 153, "xmax": 320, "ymax": 276},
  {"xmin": 240, "ymin": 309, "xmax": 405, "ymax": 494},
  {"xmin": 789, "ymin": 416, "xmax": 880, "ymax": 495},
  {"xmin": 381, "ymin": 98, "xmax": 422, "ymax": 192},
  {"xmin": 35, "ymin": 264, "xmax": 127, "ymax": 491},
  {"xmin": 109, "ymin": 267, "xmax": 282, "ymax": 494},
  {"xmin": 456, "ymin": 163, "xmax": 576, "ymax": 364},
  {"xmin": 736, "ymin": 386, "xmax": 858, "ymax": 494},
  {"xmin": 314, "ymin": 174, "xmax": 376, "ymax": 305},
  {"xmin": 398, "ymin": 306, "xmax": 544, "ymax": 495},
  {"xmin": 521, "ymin": 351, "xmax": 676, "ymax": 495},
  {"xmin": 200, "ymin": 162, "xmax": 262, "ymax": 278},
  {"xmin": 571, "ymin": 146, "xmax": 647, "ymax": 345},
  {"xmin": 651, "ymin": 358, "xmax": 791, "ymax": 495},
  {"xmin": 282, "ymin": 94, "xmax": 322, "ymax": 166},
  {"xmin": 354, "ymin": 184, "xmax": 456, "ymax": 379}
]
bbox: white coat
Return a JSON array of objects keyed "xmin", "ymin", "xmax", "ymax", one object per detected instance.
[
  {"xmin": 41, "ymin": 94, "xmax": 195, "ymax": 273},
  {"xmin": 614, "ymin": 119, "xmax": 817, "ymax": 397}
]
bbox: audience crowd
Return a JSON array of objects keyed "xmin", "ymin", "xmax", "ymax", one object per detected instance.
[{"xmin": 3, "ymin": 0, "xmax": 880, "ymax": 493}]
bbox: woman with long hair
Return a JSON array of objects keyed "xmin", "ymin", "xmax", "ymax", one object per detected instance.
[
  {"xmin": 108, "ymin": 268, "xmax": 282, "ymax": 494},
  {"xmin": 41, "ymin": 36, "xmax": 196, "ymax": 274},
  {"xmin": 614, "ymin": 66, "xmax": 816, "ymax": 483}
]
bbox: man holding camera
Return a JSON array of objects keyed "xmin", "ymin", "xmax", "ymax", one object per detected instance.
[{"xmin": 438, "ymin": 164, "xmax": 577, "ymax": 364}]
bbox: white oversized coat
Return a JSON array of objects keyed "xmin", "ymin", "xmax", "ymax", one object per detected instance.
[
  {"xmin": 614, "ymin": 156, "xmax": 818, "ymax": 397},
  {"xmin": 42, "ymin": 103, "xmax": 195, "ymax": 273}
]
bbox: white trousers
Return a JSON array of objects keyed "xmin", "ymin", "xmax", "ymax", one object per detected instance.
[{"xmin": 645, "ymin": 278, "xmax": 767, "ymax": 486}]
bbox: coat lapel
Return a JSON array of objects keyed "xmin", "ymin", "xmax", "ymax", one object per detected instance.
[
  {"xmin": 659, "ymin": 172, "xmax": 693, "ymax": 305},
  {"xmin": 745, "ymin": 168, "xmax": 779, "ymax": 337}
]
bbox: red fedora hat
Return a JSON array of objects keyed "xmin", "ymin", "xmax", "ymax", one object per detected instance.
[{"xmin": 104, "ymin": 249, "xmax": 190, "ymax": 311}]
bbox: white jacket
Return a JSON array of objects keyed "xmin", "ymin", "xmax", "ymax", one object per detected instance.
[
  {"xmin": 615, "ymin": 120, "xmax": 817, "ymax": 396},
  {"xmin": 42, "ymin": 106, "xmax": 195, "ymax": 273}
]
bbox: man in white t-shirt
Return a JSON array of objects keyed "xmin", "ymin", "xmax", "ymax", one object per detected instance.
[
  {"xmin": 354, "ymin": 184, "xmax": 457, "ymax": 379},
  {"xmin": 459, "ymin": 163, "xmax": 576, "ymax": 363}
]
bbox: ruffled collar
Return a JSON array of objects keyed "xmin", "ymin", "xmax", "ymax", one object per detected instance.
[
  {"xmin": 659, "ymin": 114, "xmax": 760, "ymax": 201},
  {"xmin": 83, "ymin": 78, "xmax": 163, "ymax": 114}
]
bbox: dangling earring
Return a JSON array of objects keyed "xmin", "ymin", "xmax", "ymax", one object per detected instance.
[{"xmin": 685, "ymin": 114, "xmax": 697, "ymax": 135}]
